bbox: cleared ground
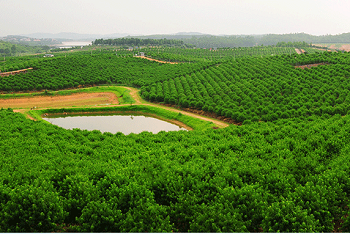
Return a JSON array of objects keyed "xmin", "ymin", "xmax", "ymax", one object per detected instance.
[
  {"xmin": 0, "ymin": 92, "xmax": 118, "ymax": 109},
  {"xmin": 137, "ymin": 56, "xmax": 178, "ymax": 64},
  {"xmin": 1, "ymin": 87, "xmax": 229, "ymax": 129}
]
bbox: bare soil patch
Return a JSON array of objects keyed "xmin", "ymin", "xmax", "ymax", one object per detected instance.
[
  {"xmin": 137, "ymin": 56, "xmax": 178, "ymax": 64},
  {"xmin": 182, "ymin": 107, "xmax": 241, "ymax": 125},
  {"xmin": 154, "ymin": 103, "xmax": 233, "ymax": 128},
  {"xmin": 294, "ymin": 63, "xmax": 328, "ymax": 69},
  {"xmin": 3, "ymin": 86, "xmax": 230, "ymax": 129},
  {"xmin": 0, "ymin": 92, "xmax": 118, "ymax": 109},
  {"xmin": 340, "ymin": 44, "xmax": 350, "ymax": 52},
  {"xmin": 123, "ymin": 87, "xmax": 142, "ymax": 104},
  {"xmin": 295, "ymin": 48, "xmax": 302, "ymax": 54},
  {"xmin": 0, "ymin": 68, "xmax": 33, "ymax": 77},
  {"xmin": 13, "ymin": 109, "xmax": 36, "ymax": 121}
]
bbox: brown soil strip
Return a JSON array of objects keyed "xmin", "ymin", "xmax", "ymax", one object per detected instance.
[
  {"xmin": 294, "ymin": 62, "xmax": 328, "ymax": 69},
  {"xmin": 0, "ymin": 92, "xmax": 118, "ymax": 109},
  {"xmin": 0, "ymin": 68, "xmax": 33, "ymax": 77},
  {"xmin": 340, "ymin": 44, "xmax": 350, "ymax": 52},
  {"xmin": 147, "ymin": 103, "xmax": 230, "ymax": 128},
  {"xmin": 123, "ymin": 87, "xmax": 143, "ymax": 104},
  {"xmin": 13, "ymin": 109, "xmax": 36, "ymax": 121},
  {"xmin": 136, "ymin": 56, "xmax": 178, "ymax": 64},
  {"xmin": 3, "ymin": 87, "xmax": 229, "ymax": 129},
  {"xmin": 122, "ymin": 87, "xmax": 230, "ymax": 128}
]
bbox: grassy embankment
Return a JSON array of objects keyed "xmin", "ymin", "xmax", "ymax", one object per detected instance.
[
  {"xmin": 1, "ymin": 85, "xmax": 217, "ymax": 131},
  {"xmin": 31, "ymin": 105, "xmax": 215, "ymax": 131}
]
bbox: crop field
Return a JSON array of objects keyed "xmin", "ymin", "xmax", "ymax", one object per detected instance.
[{"xmin": 1, "ymin": 46, "xmax": 350, "ymax": 232}]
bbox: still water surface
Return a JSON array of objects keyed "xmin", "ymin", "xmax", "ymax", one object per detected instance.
[{"xmin": 43, "ymin": 115, "xmax": 187, "ymax": 134}]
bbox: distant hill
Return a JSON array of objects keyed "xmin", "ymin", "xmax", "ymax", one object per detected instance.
[
  {"xmin": 258, "ymin": 32, "xmax": 350, "ymax": 45},
  {"xmin": 123, "ymin": 32, "xmax": 350, "ymax": 48},
  {"xmin": 3, "ymin": 32, "xmax": 350, "ymax": 48},
  {"xmin": 20, "ymin": 32, "xmax": 137, "ymax": 40}
]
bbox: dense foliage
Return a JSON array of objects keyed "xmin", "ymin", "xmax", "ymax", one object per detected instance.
[
  {"xmin": 1, "ymin": 45, "xmax": 306, "ymax": 91},
  {"xmin": 133, "ymin": 32, "xmax": 350, "ymax": 48},
  {"xmin": 140, "ymin": 46, "xmax": 300, "ymax": 63},
  {"xmin": 0, "ymin": 52, "xmax": 209, "ymax": 91},
  {"xmin": 142, "ymin": 51, "xmax": 350, "ymax": 123},
  {"xmin": 1, "ymin": 109, "xmax": 350, "ymax": 232},
  {"xmin": 2, "ymin": 46, "xmax": 350, "ymax": 232}
]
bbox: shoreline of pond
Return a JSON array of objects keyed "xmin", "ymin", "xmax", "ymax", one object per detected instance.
[{"xmin": 42, "ymin": 110, "xmax": 194, "ymax": 131}]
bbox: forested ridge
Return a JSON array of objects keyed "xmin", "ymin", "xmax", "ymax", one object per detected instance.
[
  {"xmin": 93, "ymin": 38, "xmax": 185, "ymax": 47},
  {"xmin": 130, "ymin": 32, "xmax": 350, "ymax": 48},
  {"xmin": 1, "ymin": 47, "xmax": 350, "ymax": 232}
]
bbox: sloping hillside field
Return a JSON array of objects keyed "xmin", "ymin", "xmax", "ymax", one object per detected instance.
[{"xmin": 1, "ymin": 48, "xmax": 350, "ymax": 232}]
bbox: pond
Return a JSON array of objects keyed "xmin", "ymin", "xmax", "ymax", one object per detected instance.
[{"xmin": 43, "ymin": 114, "xmax": 188, "ymax": 134}]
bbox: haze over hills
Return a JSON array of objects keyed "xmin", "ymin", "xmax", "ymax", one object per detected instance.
[
  {"xmin": 2, "ymin": 32, "xmax": 350, "ymax": 49},
  {"xmin": 24, "ymin": 32, "xmax": 350, "ymax": 44},
  {"xmin": 20, "ymin": 32, "xmax": 138, "ymax": 40},
  {"xmin": 18, "ymin": 32, "xmax": 209, "ymax": 40}
]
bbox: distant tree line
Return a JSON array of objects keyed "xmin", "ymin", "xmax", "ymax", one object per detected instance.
[
  {"xmin": 258, "ymin": 32, "xmax": 350, "ymax": 46},
  {"xmin": 182, "ymin": 36, "xmax": 256, "ymax": 48},
  {"xmin": 275, "ymin": 41, "xmax": 311, "ymax": 48},
  {"xmin": 130, "ymin": 32, "xmax": 350, "ymax": 48},
  {"xmin": 93, "ymin": 38, "xmax": 184, "ymax": 47},
  {"xmin": 0, "ymin": 40, "xmax": 49, "ymax": 56}
]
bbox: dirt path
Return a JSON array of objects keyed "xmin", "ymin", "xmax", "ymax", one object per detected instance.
[
  {"xmin": 136, "ymin": 56, "xmax": 178, "ymax": 64},
  {"xmin": 123, "ymin": 87, "xmax": 229, "ymax": 128},
  {"xmin": 13, "ymin": 109, "xmax": 36, "ymax": 120},
  {"xmin": 294, "ymin": 62, "xmax": 328, "ymax": 69},
  {"xmin": 1, "ymin": 87, "xmax": 229, "ymax": 128},
  {"xmin": 124, "ymin": 87, "xmax": 143, "ymax": 104},
  {"xmin": 0, "ymin": 68, "xmax": 33, "ymax": 77}
]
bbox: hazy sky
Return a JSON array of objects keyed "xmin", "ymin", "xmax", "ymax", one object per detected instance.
[{"xmin": 1, "ymin": 0, "xmax": 350, "ymax": 37}]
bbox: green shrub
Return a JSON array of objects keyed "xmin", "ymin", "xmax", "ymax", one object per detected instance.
[
  {"xmin": 0, "ymin": 182, "xmax": 65, "ymax": 232},
  {"xmin": 262, "ymin": 199, "xmax": 318, "ymax": 232}
]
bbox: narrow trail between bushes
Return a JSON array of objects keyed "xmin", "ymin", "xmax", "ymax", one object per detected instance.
[
  {"xmin": 3, "ymin": 87, "xmax": 229, "ymax": 129},
  {"xmin": 120, "ymin": 87, "xmax": 229, "ymax": 128},
  {"xmin": 136, "ymin": 56, "xmax": 178, "ymax": 64}
]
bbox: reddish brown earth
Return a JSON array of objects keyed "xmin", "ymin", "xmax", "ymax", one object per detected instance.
[
  {"xmin": 312, "ymin": 44, "xmax": 350, "ymax": 52},
  {"xmin": 0, "ymin": 92, "xmax": 118, "ymax": 109},
  {"xmin": 294, "ymin": 62, "xmax": 328, "ymax": 69},
  {"xmin": 0, "ymin": 68, "xmax": 33, "ymax": 77},
  {"xmin": 124, "ymin": 87, "xmax": 230, "ymax": 128},
  {"xmin": 329, "ymin": 44, "xmax": 338, "ymax": 50},
  {"xmin": 137, "ymin": 56, "xmax": 178, "ymax": 64},
  {"xmin": 340, "ymin": 44, "xmax": 350, "ymax": 52},
  {"xmin": 1, "ymin": 87, "xmax": 230, "ymax": 129}
]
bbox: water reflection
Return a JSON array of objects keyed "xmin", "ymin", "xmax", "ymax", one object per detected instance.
[{"xmin": 43, "ymin": 114, "xmax": 187, "ymax": 135}]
